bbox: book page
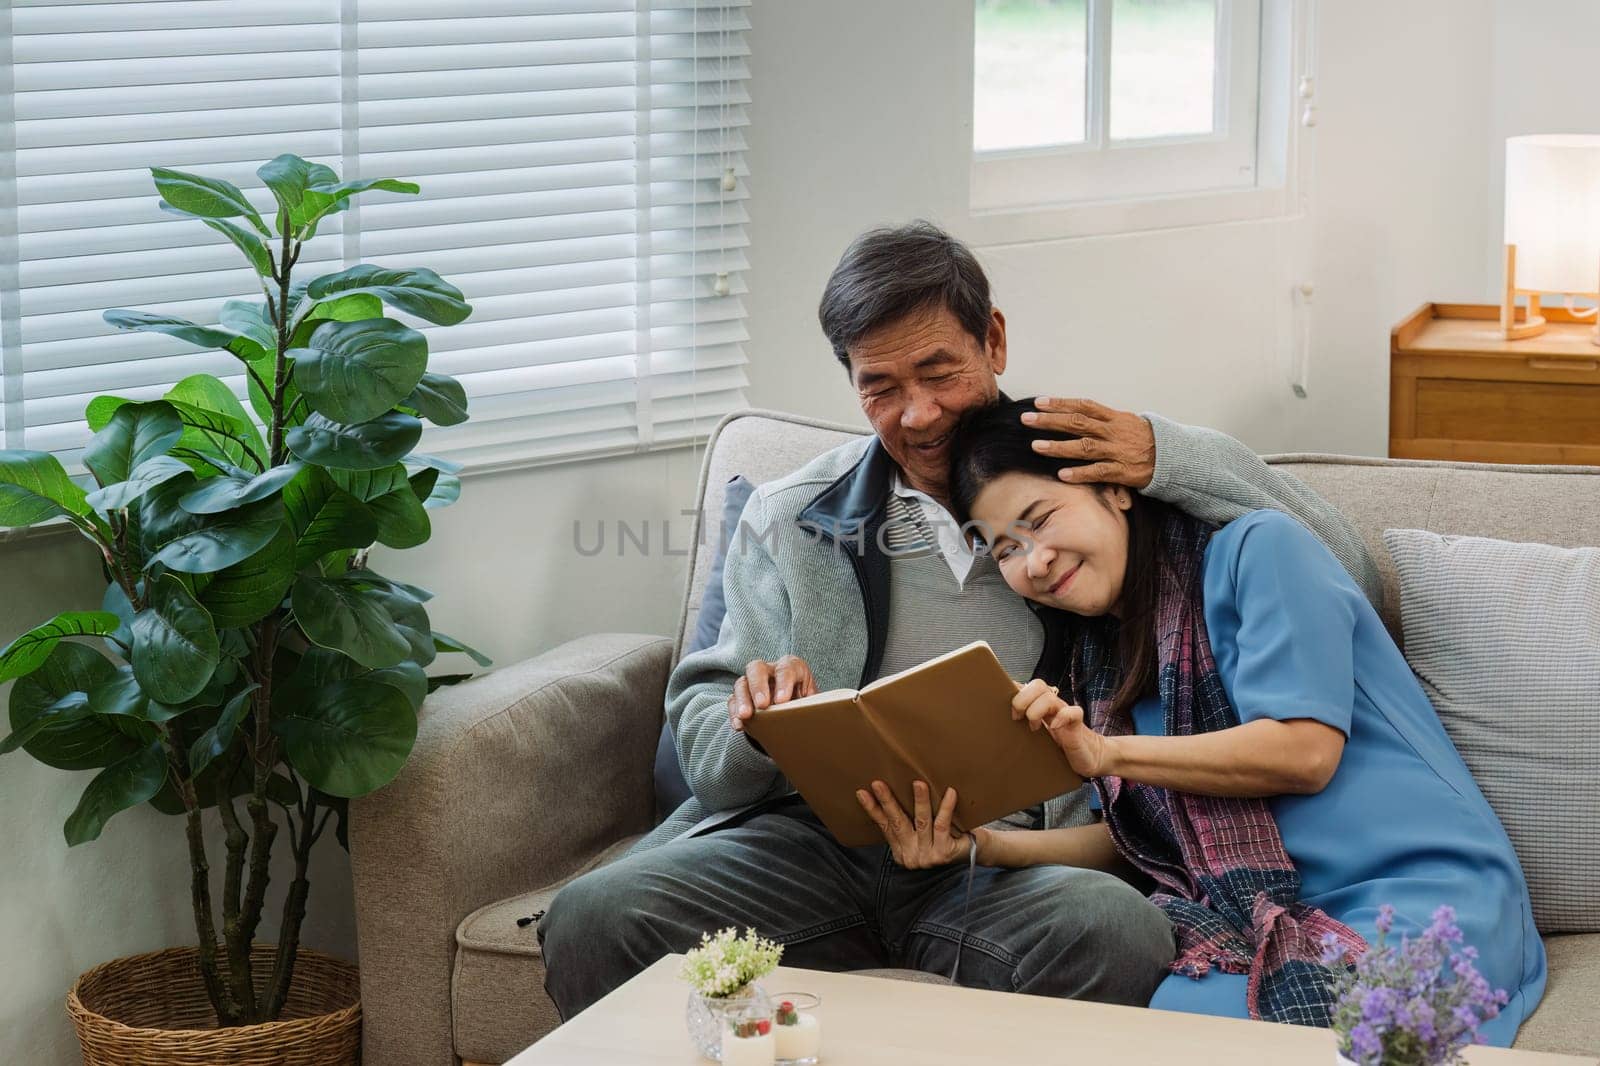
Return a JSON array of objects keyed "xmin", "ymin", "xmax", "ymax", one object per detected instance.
[
  {"xmin": 743, "ymin": 690, "xmax": 913, "ymax": 847},
  {"xmin": 859, "ymin": 641, "xmax": 1081, "ymax": 834}
]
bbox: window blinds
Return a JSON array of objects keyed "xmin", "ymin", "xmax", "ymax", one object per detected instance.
[{"xmin": 2, "ymin": 0, "xmax": 750, "ymax": 474}]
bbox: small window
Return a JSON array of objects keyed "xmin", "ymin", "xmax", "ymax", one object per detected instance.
[{"xmin": 972, "ymin": 0, "xmax": 1266, "ymax": 211}]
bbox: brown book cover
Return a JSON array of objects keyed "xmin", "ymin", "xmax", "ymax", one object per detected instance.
[{"xmin": 743, "ymin": 641, "xmax": 1083, "ymax": 847}]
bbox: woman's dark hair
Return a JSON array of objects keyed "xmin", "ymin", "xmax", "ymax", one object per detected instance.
[
  {"xmin": 817, "ymin": 220, "xmax": 993, "ymax": 370},
  {"xmin": 948, "ymin": 397, "xmax": 1171, "ymax": 716}
]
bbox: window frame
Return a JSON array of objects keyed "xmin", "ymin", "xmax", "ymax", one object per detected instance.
[{"xmin": 962, "ymin": 0, "xmax": 1302, "ymax": 244}]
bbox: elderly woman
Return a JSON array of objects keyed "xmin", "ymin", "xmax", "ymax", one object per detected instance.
[{"xmin": 856, "ymin": 397, "xmax": 1545, "ymax": 1044}]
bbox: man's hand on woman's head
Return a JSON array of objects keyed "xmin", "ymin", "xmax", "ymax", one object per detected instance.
[
  {"xmin": 1021, "ymin": 397, "xmax": 1156, "ymax": 489},
  {"xmin": 1013, "ymin": 678, "xmax": 1112, "ymax": 779},
  {"xmin": 727, "ymin": 654, "xmax": 817, "ymax": 732},
  {"xmin": 856, "ymin": 780, "xmax": 980, "ymax": 869}
]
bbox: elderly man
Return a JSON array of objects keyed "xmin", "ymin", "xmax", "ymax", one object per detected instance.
[{"xmin": 538, "ymin": 221, "xmax": 1380, "ymax": 1018}]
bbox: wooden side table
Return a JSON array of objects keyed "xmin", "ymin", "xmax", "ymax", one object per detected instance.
[{"xmin": 1390, "ymin": 303, "xmax": 1600, "ymax": 465}]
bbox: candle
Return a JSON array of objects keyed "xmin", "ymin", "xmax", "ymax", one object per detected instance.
[
  {"xmin": 773, "ymin": 1011, "xmax": 821, "ymax": 1063},
  {"xmin": 720, "ymin": 1029, "xmax": 775, "ymax": 1066}
]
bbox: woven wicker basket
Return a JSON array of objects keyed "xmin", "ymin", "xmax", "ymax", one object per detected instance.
[{"xmin": 67, "ymin": 943, "xmax": 360, "ymax": 1066}]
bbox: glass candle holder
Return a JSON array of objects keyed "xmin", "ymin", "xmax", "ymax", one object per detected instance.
[{"xmin": 770, "ymin": 992, "xmax": 822, "ymax": 1065}]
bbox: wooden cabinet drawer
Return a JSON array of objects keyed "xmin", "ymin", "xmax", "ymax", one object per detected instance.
[
  {"xmin": 1391, "ymin": 303, "xmax": 1600, "ymax": 466},
  {"xmin": 1414, "ymin": 378, "xmax": 1600, "ymax": 446}
]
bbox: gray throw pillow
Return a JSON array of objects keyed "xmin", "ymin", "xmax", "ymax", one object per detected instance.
[{"xmin": 1383, "ymin": 527, "xmax": 1600, "ymax": 933}]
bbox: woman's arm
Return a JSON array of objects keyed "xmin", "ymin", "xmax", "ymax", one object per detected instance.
[
  {"xmin": 976, "ymin": 820, "xmax": 1123, "ymax": 871},
  {"xmin": 1102, "ymin": 718, "xmax": 1345, "ymax": 797},
  {"xmin": 1013, "ymin": 681, "xmax": 1346, "ymax": 798}
]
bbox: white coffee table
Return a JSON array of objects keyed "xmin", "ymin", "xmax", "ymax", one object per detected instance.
[{"xmin": 507, "ymin": 955, "xmax": 1597, "ymax": 1065}]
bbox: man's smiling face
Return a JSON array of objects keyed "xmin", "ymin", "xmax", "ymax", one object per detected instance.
[{"xmin": 847, "ymin": 303, "xmax": 1007, "ymax": 504}]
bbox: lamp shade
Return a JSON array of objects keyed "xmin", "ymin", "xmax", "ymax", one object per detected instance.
[{"xmin": 1504, "ymin": 134, "xmax": 1600, "ymax": 294}]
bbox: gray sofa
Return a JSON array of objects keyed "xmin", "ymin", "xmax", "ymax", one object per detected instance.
[{"xmin": 349, "ymin": 408, "xmax": 1600, "ymax": 1065}]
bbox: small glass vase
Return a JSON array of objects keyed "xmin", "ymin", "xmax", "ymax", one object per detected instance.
[{"xmin": 685, "ymin": 982, "xmax": 773, "ymax": 1062}]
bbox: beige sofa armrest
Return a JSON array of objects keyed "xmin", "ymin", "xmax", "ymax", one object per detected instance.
[{"xmin": 349, "ymin": 632, "xmax": 673, "ymax": 1066}]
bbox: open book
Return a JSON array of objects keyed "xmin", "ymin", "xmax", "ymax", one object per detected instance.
[{"xmin": 743, "ymin": 641, "xmax": 1082, "ymax": 847}]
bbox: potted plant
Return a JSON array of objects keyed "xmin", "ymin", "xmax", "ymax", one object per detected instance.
[
  {"xmin": 0, "ymin": 155, "xmax": 489, "ymax": 1064},
  {"xmin": 680, "ymin": 927, "xmax": 784, "ymax": 1062},
  {"xmin": 1324, "ymin": 904, "xmax": 1509, "ymax": 1066}
]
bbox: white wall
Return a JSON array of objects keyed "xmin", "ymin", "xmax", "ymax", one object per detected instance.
[
  {"xmin": 1, "ymin": 0, "xmax": 1582, "ymax": 1061},
  {"xmin": 741, "ymin": 0, "xmax": 1500, "ymax": 457}
]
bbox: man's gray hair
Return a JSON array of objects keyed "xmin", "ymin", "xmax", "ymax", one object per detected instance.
[{"xmin": 816, "ymin": 220, "xmax": 993, "ymax": 371}]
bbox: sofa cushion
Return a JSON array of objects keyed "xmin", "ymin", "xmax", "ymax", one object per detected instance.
[
  {"xmin": 1383, "ymin": 528, "xmax": 1600, "ymax": 933},
  {"xmin": 1512, "ymin": 933, "xmax": 1600, "ymax": 1055},
  {"xmin": 452, "ymin": 835, "xmax": 644, "ymax": 1063}
]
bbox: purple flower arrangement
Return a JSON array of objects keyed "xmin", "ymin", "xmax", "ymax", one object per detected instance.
[{"xmin": 1322, "ymin": 904, "xmax": 1509, "ymax": 1066}]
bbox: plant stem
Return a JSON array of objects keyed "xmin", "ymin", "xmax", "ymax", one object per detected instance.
[
  {"xmin": 236, "ymin": 619, "xmax": 280, "ymax": 970},
  {"xmin": 268, "ymin": 225, "xmax": 296, "ymax": 468},
  {"xmin": 216, "ymin": 755, "xmax": 256, "ymax": 1019},
  {"xmin": 263, "ymin": 789, "xmax": 317, "ymax": 1019},
  {"xmin": 163, "ymin": 732, "xmax": 242, "ymax": 1025}
]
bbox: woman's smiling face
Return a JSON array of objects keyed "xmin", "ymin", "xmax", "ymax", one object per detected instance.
[{"xmin": 968, "ymin": 471, "xmax": 1133, "ymax": 617}]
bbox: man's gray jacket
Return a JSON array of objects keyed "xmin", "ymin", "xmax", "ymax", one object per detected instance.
[{"xmin": 650, "ymin": 414, "xmax": 1382, "ymax": 847}]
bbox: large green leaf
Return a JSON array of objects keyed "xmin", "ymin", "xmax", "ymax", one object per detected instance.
[
  {"xmin": 199, "ymin": 526, "xmax": 296, "ymax": 628},
  {"xmin": 166, "ymin": 375, "xmax": 268, "ymax": 468},
  {"xmin": 367, "ymin": 484, "xmax": 430, "ymax": 549},
  {"xmin": 0, "ymin": 691, "xmax": 90, "ymax": 755},
  {"xmin": 432, "ymin": 630, "xmax": 492, "ymax": 668},
  {"xmin": 257, "ymin": 154, "xmax": 338, "ymax": 231},
  {"xmin": 7, "ymin": 643, "xmax": 133, "ymax": 770},
  {"xmin": 219, "ymin": 299, "xmax": 277, "ymax": 355},
  {"xmin": 151, "ymin": 167, "xmax": 269, "ymax": 236},
  {"xmin": 404, "ymin": 466, "xmax": 455, "ymax": 512},
  {"xmin": 63, "ymin": 741, "xmax": 168, "ymax": 846},
  {"xmin": 178, "ymin": 462, "xmax": 301, "ymax": 515},
  {"xmin": 271, "ymin": 675, "xmax": 417, "ymax": 797},
  {"xmin": 188, "ymin": 684, "xmax": 258, "ymax": 777},
  {"xmin": 131, "ymin": 574, "xmax": 219, "ymax": 704},
  {"xmin": 83, "ymin": 401, "xmax": 184, "ymax": 487},
  {"xmin": 282, "ymin": 466, "xmax": 377, "ymax": 568},
  {"xmin": 291, "ymin": 318, "xmax": 429, "ymax": 424},
  {"xmin": 0, "ymin": 450, "xmax": 90, "ymax": 526},
  {"xmin": 304, "ymin": 265, "xmax": 471, "ymax": 326},
  {"xmin": 102, "ymin": 309, "xmax": 260, "ymax": 362},
  {"xmin": 346, "ymin": 575, "xmax": 435, "ymax": 667},
  {"xmin": 285, "ymin": 412, "xmax": 422, "ymax": 471},
  {"xmin": 85, "ymin": 455, "xmax": 193, "ymax": 514},
  {"xmin": 293, "ymin": 292, "xmax": 383, "ymax": 346},
  {"xmin": 367, "ymin": 661, "xmax": 429, "ymax": 710},
  {"xmin": 291, "ymin": 573, "xmax": 409, "ymax": 669},
  {"xmin": 401, "ymin": 372, "xmax": 469, "ymax": 427},
  {"xmin": 101, "ymin": 582, "xmax": 136, "ymax": 654},
  {"xmin": 85, "ymin": 665, "xmax": 183, "ymax": 724},
  {"xmin": 0, "ymin": 611, "xmax": 122, "ymax": 684},
  {"xmin": 144, "ymin": 498, "xmax": 283, "ymax": 574},
  {"xmin": 300, "ymin": 176, "xmax": 418, "ymax": 235},
  {"xmin": 195, "ymin": 215, "xmax": 273, "ymax": 277},
  {"xmin": 329, "ymin": 464, "xmax": 410, "ymax": 503},
  {"xmin": 403, "ymin": 450, "xmax": 462, "ymax": 475}
]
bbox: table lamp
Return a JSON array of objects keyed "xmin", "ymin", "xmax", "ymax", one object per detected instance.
[{"xmin": 1501, "ymin": 134, "xmax": 1600, "ymax": 341}]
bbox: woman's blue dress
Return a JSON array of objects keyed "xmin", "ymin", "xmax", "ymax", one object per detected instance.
[{"xmin": 1133, "ymin": 509, "xmax": 1545, "ymax": 1046}]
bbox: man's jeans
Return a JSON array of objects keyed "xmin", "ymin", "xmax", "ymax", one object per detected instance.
[{"xmin": 538, "ymin": 796, "xmax": 1176, "ymax": 1019}]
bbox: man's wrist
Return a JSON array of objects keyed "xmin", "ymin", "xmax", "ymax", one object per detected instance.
[{"xmin": 971, "ymin": 826, "xmax": 999, "ymax": 867}]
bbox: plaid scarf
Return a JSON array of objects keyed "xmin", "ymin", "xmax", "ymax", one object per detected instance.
[{"xmin": 1064, "ymin": 509, "xmax": 1366, "ymax": 1026}]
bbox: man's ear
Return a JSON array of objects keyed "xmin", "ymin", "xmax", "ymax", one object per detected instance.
[{"xmin": 986, "ymin": 307, "xmax": 1008, "ymax": 376}]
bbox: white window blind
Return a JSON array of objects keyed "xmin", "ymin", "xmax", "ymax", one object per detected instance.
[{"xmin": 2, "ymin": 0, "xmax": 750, "ymax": 475}]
